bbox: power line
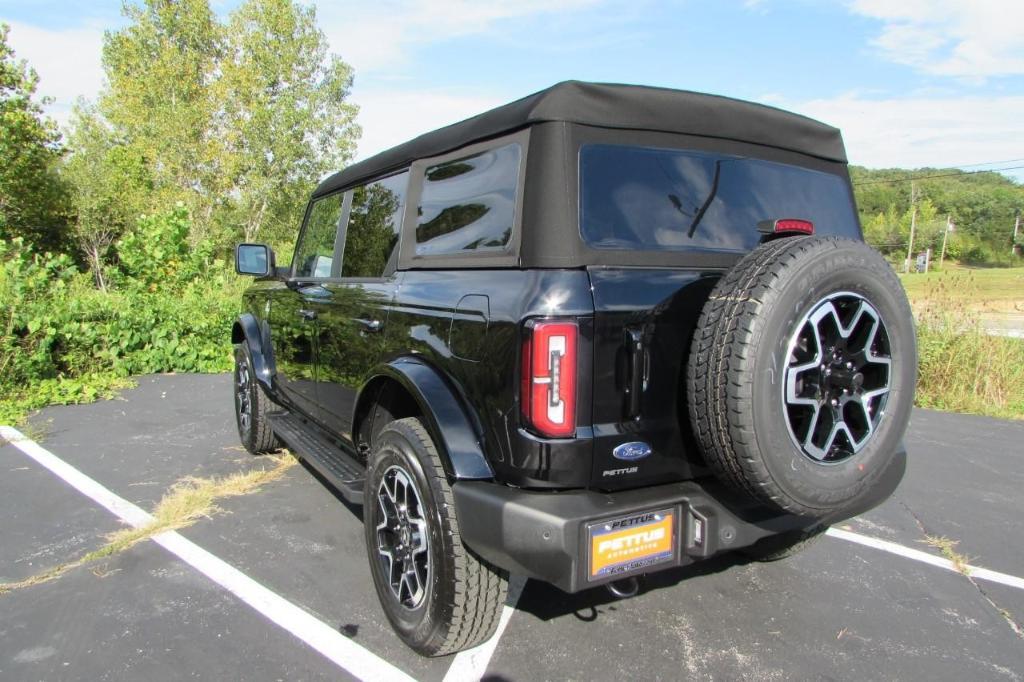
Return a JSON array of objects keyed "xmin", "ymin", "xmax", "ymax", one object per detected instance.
[
  {"xmin": 953, "ymin": 157, "xmax": 1024, "ymax": 168},
  {"xmin": 852, "ymin": 166, "xmax": 1024, "ymax": 186}
]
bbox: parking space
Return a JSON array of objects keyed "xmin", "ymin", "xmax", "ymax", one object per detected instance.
[
  {"xmin": 0, "ymin": 535, "xmax": 359, "ymax": 681},
  {"xmin": 1, "ymin": 443, "xmax": 123, "ymax": 585},
  {"xmin": 2, "ymin": 374, "xmax": 1022, "ymax": 680}
]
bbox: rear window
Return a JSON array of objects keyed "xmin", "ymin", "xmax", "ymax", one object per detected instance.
[
  {"xmin": 341, "ymin": 171, "xmax": 408, "ymax": 278},
  {"xmin": 415, "ymin": 143, "xmax": 521, "ymax": 256},
  {"xmin": 580, "ymin": 144, "xmax": 859, "ymax": 253}
]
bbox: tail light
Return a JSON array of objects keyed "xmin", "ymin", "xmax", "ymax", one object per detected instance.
[{"xmin": 521, "ymin": 320, "xmax": 578, "ymax": 438}]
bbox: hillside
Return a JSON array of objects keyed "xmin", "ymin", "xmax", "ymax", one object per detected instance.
[{"xmin": 851, "ymin": 166, "xmax": 1023, "ymax": 267}]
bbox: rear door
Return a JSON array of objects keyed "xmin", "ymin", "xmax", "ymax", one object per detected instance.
[
  {"xmin": 316, "ymin": 171, "xmax": 409, "ymax": 440},
  {"xmin": 268, "ymin": 192, "xmax": 344, "ymax": 421},
  {"xmin": 579, "ymin": 143, "xmax": 862, "ymax": 490}
]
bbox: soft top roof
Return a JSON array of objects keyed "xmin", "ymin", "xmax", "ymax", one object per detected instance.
[{"xmin": 313, "ymin": 81, "xmax": 846, "ymax": 197}]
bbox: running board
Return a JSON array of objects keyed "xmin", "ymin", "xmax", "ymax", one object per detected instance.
[{"xmin": 267, "ymin": 412, "xmax": 365, "ymax": 504}]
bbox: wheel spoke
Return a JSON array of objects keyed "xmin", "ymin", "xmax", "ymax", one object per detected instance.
[
  {"xmin": 799, "ymin": 404, "xmax": 826, "ymax": 460},
  {"xmin": 407, "ymin": 565, "xmax": 422, "ymax": 599},
  {"xmin": 409, "ymin": 518, "xmax": 429, "ymax": 556}
]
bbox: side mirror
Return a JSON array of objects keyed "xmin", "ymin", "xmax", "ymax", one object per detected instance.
[{"xmin": 235, "ymin": 243, "xmax": 275, "ymax": 277}]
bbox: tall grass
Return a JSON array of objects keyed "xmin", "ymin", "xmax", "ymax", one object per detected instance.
[{"xmin": 912, "ymin": 272, "xmax": 1024, "ymax": 419}]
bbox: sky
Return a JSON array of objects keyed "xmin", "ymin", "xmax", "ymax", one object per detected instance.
[{"xmin": 3, "ymin": 0, "xmax": 1024, "ymax": 180}]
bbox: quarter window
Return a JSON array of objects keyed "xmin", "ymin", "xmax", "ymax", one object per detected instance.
[
  {"xmin": 294, "ymin": 193, "xmax": 343, "ymax": 278},
  {"xmin": 341, "ymin": 171, "xmax": 409, "ymax": 278},
  {"xmin": 415, "ymin": 143, "xmax": 521, "ymax": 256}
]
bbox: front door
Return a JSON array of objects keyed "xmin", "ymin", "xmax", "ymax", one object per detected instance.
[{"xmin": 268, "ymin": 191, "xmax": 345, "ymax": 422}]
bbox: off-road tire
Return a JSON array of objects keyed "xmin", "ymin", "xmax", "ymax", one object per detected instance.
[
  {"xmin": 741, "ymin": 525, "xmax": 827, "ymax": 562},
  {"xmin": 687, "ymin": 236, "xmax": 916, "ymax": 517},
  {"xmin": 364, "ymin": 417, "xmax": 508, "ymax": 656},
  {"xmin": 233, "ymin": 344, "xmax": 280, "ymax": 454}
]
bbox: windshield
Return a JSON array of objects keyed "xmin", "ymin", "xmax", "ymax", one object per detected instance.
[{"xmin": 580, "ymin": 144, "xmax": 860, "ymax": 253}]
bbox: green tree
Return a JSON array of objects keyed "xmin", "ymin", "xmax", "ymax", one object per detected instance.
[
  {"xmin": 0, "ymin": 23, "xmax": 68, "ymax": 252},
  {"xmin": 217, "ymin": 0, "xmax": 359, "ymax": 245},
  {"xmin": 99, "ymin": 0, "xmax": 221, "ymax": 230},
  {"xmin": 62, "ymin": 101, "xmax": 150, "ymax": 290},
  {"xmin": 852, "ymin": 166, "xmax": 1024, "ymax": 266},
  {"xmin": 78, "ymin": 0, "xmax": 360, "ymax": 251}
]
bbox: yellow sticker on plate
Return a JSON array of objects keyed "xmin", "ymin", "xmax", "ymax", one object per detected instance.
[{"xmin": 589, "ymin": 510, "xmax": 674, "ymax": 579}]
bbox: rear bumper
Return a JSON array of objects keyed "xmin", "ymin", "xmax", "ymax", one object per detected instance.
[{"xmin": 453, "ymin": 447, "xmax": 905, "ymax": 593}]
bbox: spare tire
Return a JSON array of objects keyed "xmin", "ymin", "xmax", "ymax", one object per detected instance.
[{"xmin": 687, "ymin": 236, "xmax": 916, "ymax": 517}]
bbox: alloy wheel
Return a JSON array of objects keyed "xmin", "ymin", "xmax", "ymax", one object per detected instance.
[
  {"xmin": 235, "ymin": 355, "xmax": 252, "ymax": 436},
  {"xmin": 375, "ymin": 465, "xmax": 430, "ymax": 609},
  {"xmin": 782, "ymin": 292, "xmax": 892, "ymax": 463}
]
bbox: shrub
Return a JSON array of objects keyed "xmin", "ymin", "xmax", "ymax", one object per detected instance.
[{"xmin": 0, "ymin": 208, "xmax": 243, "ymax": 425}]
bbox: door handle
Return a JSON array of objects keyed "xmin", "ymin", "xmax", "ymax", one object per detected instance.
[
  {"xmin": 624, "ymin": 328, "xmax": 647, "ymax": 419},
  {"xmin": 356, "ymin": 318, "xmax": 383, "ymax": 333},
  {"xmin": 297, "ymin": 308, "xmax": 318, "ymax": 321}
]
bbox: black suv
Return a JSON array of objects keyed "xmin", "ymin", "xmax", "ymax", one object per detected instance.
[{"xmin": 232, "ymin": 81, "xmax": 916, "ymax": 656}]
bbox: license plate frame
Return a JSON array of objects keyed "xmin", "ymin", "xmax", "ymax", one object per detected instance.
[{"xmin": 586, "ymin": 508, "xmax": 677, "ymax": 581}]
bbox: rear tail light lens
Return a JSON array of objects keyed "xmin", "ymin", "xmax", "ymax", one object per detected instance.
[{"xmin": 521, "ymin": 320, "xmax": 577, "ymax": 438}]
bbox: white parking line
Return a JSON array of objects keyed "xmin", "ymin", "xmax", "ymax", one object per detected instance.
[
  {"xmin": 11, "ymin": 419, "xmax": 1023, "ymax": 681},
  {"xmin": 0, "ymin": 426, "xmax": 415, "ymax": 682},
  {"xmin": 827, "ymin": 527, "xmax": 1024, "ymax": 591},
  {"xmin": 443, "ymin": 575, "xmax": 526, "ymax": 682}
]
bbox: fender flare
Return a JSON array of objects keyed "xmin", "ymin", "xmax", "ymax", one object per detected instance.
[
  {"xmin": 360, "ymin": 357, "xmax": 494, "ymax": 481},
  {"xmin": 231, "ymin": 313, "xmax": 275, "ymax": 393}
]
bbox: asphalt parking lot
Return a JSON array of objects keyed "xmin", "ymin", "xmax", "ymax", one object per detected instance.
[{"xmin": 2, "ymin": 373, "xmax": 1022, "ymax": 681}]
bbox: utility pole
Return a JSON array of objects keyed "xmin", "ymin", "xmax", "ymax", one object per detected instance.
[
  {"xmin": 905, "ymin": 182, "xmax": 918, "ymax": 273},
  {"xmin": 1014, "ymin": 210, "xmax": 1021, "ymax": 255},
  {"xmin": 939, "ymin": 214, "xmax": 952, "ymax": 269}
]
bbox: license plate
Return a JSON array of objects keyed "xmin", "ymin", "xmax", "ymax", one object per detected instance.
[{"xmin": 588, "ymin": 508, "xmax": 676, "ymax": 580}]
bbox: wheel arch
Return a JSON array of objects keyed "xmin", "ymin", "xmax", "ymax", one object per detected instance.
[
  {"xmin": 354, "ymin": 357, "xmax": 494, "ymax": 481},
  {"xmin": 232, "ymin": 313, "xmax": 275, "ymax": 392}
]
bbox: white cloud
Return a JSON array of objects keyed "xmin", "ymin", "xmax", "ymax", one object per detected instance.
[
  {"xmin": 351, "ymin": 87, "xmax": 507, "ymax": 161},
  {"xmin": 849, "ymin": 0, "xmax": 1024, "ymax": 79},
  {"xmin": 324, "ymin": 0, "xmax": 605, "ymax": 161},
  {"xmin": 316, "ymin": 0, "xmax": 599, "ymax": 75},
  {"xmin": 5, "ymin": 20, "xmax": 105, "ymax": 127},
  {"xmin": 783, "ymin": 93, "xmax": 1024, "ymax": 177}
]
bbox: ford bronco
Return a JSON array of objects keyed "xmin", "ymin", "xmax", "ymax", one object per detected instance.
[{"xmin": 231, "ymin": 81, "xmax": 916, "ymax": 656}]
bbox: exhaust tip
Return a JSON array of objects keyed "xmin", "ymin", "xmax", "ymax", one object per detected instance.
[{"xmin": 605, "ymin": 576, "xmax": 639, "ymax": 599}]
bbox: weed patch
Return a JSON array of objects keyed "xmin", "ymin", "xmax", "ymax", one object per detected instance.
[
  {"xmin": 922, "ymin": 535, "xmax": 972, "ymax": 575},
  {"xmin": 0, "ymin": 452, "xmax": 295, "ymax": 595},
  {"xmin": 910, "ymin": 272, "xmax": 1024, "ymax": 419}
]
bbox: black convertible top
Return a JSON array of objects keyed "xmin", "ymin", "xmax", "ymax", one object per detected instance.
[{"xmin": 314, "ymin": 81, "xmax": 846, "ymax": 197}]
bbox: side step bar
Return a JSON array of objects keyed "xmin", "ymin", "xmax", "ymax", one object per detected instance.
[{"xmin": 267, "ymin": 412, "xmax": 365, "ymax": 504}]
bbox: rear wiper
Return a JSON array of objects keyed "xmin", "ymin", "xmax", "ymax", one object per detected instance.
[{"xmin": 687, "ymin": 160, "xmax": 722, "ymax": 238}]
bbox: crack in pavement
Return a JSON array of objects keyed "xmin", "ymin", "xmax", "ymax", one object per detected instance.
[{"xmin": 899, "ymin": 500, "xmax": 1024, "ymax": 639}]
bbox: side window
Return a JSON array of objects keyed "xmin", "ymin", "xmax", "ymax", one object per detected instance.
[
  {"xmin": 294, "ymin": 193, "xmax": 343, "ymax": 278},
  {"xmin": 415, "ymin": 143, "xmax": 520, "ymax": 256},
  {"xmin": 341, "ymin": 171, "xmax": 408, "ymax": 278}
]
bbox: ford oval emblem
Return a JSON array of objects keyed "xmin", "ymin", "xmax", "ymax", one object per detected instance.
[{"xmin": 612, "ymin": 441, "xmax": 652, "ymax": 461}]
